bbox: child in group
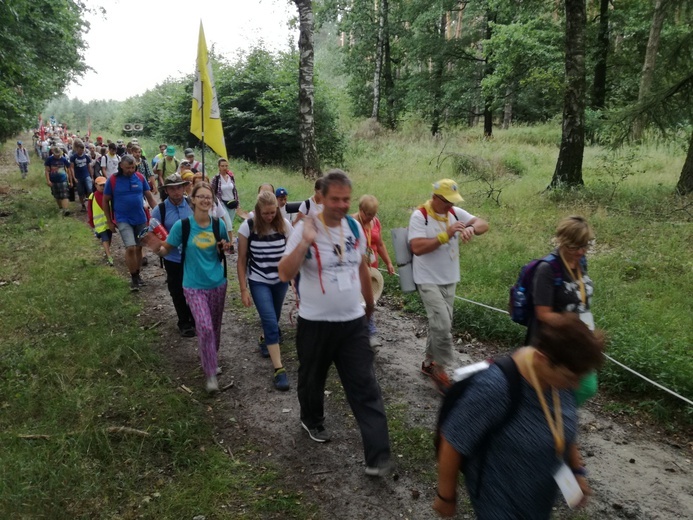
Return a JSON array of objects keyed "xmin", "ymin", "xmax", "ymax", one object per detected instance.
[{"xmin": 87, "ymin": 176, "xmax": 114, "ymax": 265}]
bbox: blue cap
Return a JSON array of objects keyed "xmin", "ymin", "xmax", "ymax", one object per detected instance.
[
  {"xmin": 17, "ymin": 141, "xmax": 22, "ymax": 145},
  {"xmin": 275, "ymin": 187, "xmax": 288, "ymax": 197}
]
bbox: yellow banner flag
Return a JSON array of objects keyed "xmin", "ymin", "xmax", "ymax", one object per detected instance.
[{"xmin": 191, "ymin": 22, "xmax": 227, "ymax": 159}]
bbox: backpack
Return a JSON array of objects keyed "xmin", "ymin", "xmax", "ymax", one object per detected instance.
[
  {"xmin": 508, "ymin": 253, "xmax": 588, "ymax": 326},
  {"xmin": 107, "ymin": 172, "xmax": 147, "ymax": 219},
  {"xmin": 180, "ymin": 216, "xmax": 227, "ymax": 279},
  {"xmin": 435, "ymin": 356, "xmax": 522, "ymax": 499},
  {"xmin": 418, "ymin": 205, "xmax": 459, "ymax": 225}
]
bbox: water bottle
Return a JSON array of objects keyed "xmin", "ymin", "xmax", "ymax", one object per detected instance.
[
  {"xmin": 148, "ymin": 217, "xmax": 169, "ymax": 240},
  {"xmin": 513, "ymin": 287, "xmax": 527, "ymax": 324}
]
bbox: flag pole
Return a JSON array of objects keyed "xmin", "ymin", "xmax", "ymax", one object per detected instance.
[{"xmin": 201, "ymin": 77, "xmax": 206, "ymax": 181}]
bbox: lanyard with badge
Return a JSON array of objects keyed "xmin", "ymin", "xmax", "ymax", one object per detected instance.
[
  {"xmin": 558, "ymin": 251, "xmax": 594, "ymax": 331},
  {"xmin": 317, "ymin": 214, "xmax": 352, "ymax": 291},
  {"xmin": 525, "ymin": 350, "xmax": 584, "ymax": 508}
]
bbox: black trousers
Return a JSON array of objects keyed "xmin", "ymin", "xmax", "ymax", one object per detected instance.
[
  {"xmin": 296, "ymin": 316, "xmax": 391, "ymax": 466},
  {"xmin": 164, "ymin": 259, "xmax": 194, "ymax": 330}
]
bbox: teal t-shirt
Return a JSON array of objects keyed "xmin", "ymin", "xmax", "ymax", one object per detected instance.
[{"xmin": 167, "ymin": 217, "xmax": 228, "ymax": 290}]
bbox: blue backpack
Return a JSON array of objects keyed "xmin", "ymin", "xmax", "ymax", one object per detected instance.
[{"xmin": 509, "ymin": 253, "xmax": 587, "ymax": 326}]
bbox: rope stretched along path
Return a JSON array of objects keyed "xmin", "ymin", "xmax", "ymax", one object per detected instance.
[{"xmin": 379, "ymin": 268, "xmax": 693, "ymax": 407}]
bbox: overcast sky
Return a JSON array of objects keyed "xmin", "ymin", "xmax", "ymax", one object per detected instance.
[{"xmin": 66, "ymin": 0, "xmax": 296, "ymax": 102}]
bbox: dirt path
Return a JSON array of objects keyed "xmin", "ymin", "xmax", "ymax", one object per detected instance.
[
  {"xmin": 129, "ymin": 246, "xmax": 692, "ymax": 520},
  {"xmin": 2, "ymin": 150, "xmax": 690, "ymax": 519}
]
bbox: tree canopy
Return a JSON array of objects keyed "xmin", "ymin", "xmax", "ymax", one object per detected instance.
[{"xmin": 0, "ymin": 0, "xmax": 92, "ymax": 141}]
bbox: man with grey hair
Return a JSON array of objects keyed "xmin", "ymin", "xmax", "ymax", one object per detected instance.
[
  {"xmin": 278, "ymin": 169, "xmax": 392, "ymax": 477},
  {"xmin": 102, "ymin": 155, "xmax": 158, "ymax": 291}
]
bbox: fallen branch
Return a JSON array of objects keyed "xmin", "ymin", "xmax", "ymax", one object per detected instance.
[{"xmin": 18, "ymin": 426, "xmax": 150, "ymax": 439}]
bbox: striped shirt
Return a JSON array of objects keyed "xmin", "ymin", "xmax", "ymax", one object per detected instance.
[{"xmin": 238, "ymin": 218, "xmax": 292, "ymax": 284}]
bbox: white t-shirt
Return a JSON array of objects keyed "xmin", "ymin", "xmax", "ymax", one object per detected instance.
[
  {"xmin": 211, "ymin": 199, "xmax": 233, "ymax": 236},
  {"xmin": 218, "ymin": 174, "xmax": 236, "ymax": 202},
  {"xmin": 100, "ymin": 153, "xmax": 120, "ymax": 178},
  {"xmin": 408, "ymin": 206, "xmax": 474, "ymax": 285},
  {"xmin": 279, "ymin": 205, "xmax": 293, "ymax": 225},
  {"xmin": 297, "ymin": 197, "xmax": 323, "ymax": 218},
  {"xmin": 284, "ymin": 218, "xmax": 366, "ymax": 322}
]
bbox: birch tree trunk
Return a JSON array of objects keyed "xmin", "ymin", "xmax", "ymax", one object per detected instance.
[
  {"xmin": 632, "ymin": 0, "xmax": 668, "ymax": 141},
  {"xmin": 294, "ymin": 0, "xmax": 321, "ymax": 179},
  {"xmin": 382, "ymin": 0, "xmax": 396, "ymax": 129},
  {"xmin": 371, "ymin": 0, "xmax": 385, "ymax": 120},
  {"xmin": 550, "ymin": 0, "xmax": 587, "ymax": 188}
]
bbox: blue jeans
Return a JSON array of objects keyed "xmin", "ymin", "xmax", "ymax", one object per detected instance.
[{"xmin": 249, "ymin": 279, "xmax": 289, "ymax": 345}]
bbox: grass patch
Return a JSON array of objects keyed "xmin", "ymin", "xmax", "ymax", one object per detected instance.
[{"xmin": 0, "ymin": 150, "xmax": 314, "ymax": 518}]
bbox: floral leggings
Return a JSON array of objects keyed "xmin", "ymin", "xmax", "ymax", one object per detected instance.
[{"xmin": 183, "ymin": 282, "xmax": 227, "ymax": 377}]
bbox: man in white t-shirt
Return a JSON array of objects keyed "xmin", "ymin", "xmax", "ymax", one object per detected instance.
[
  {"xmin": 408, "ymin": 179, "xmax": 489, "ymax": 393},
  {"xmin": 294, "ymin": 178, "xmax": 324, "ymax": 224},
  {"xmin": 100, "ymin": 142, "xmax": 121, "ymax": 178},
  {"xmin": 279, "ymin": 170, "xmax": 391, "ymax": 477}
]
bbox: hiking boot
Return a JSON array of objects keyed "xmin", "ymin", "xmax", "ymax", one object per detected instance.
[
  {"xmin": 365, "ymin": 459, "xmax": 393, "ymax": 478},
  {"xmin": 420, "ymin": 360, "xmax": 438, "ymax": 377},
  {"xmin": 136, "ymin": 275, "xmax": 146, "ymax": 287},
  {"xmin": 422, "ymin": 361, "xmax": 451, "ymax": 394},
  {"xmin": 301, "ymin": 421, "xmax": 330, "ymax": 443},
  {"xmin": 431, "ymin": 369, "xmax": 451, "ymax": 394},
  {"xmin": 206, "ymin": 376, "xmax": 219, "ymax": 394},
  {"xmin": 129, "ymin": 279, "xmax": 140, "ymax": 292},
  {"xmin": 273, "ymin": 368, "xmax": 290, "ymax": 391},
  {"xmin": 258, "ymin": 336, "xmax": 269, "ymax": 358}
]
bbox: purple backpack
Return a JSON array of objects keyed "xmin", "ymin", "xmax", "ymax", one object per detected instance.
[{"xmin": 509, "ymin": 253, "xmax": 586, "ymax": 326}]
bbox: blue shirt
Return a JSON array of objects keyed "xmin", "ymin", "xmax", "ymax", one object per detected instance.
[
  {"xmin": 166, "ymin": 217, "xmax": 228, "ymax": 290},
  {"xmin": 442, "ymin": 365, "xmax": 578, "ymax": 520},
  {"xmin": 104, "ymin": 173, "xmax": 149, "ymax": 225},
  {"xmin": 70, "ymin": 152, "xmax": 92, "ymax": 179},
  {"xmin": 151, "ymin": 197, "xmax": 193, "ymax": 263},
  {"xmin": 44, "ymin": 156, "xmax": 70, "ymax": 182}
]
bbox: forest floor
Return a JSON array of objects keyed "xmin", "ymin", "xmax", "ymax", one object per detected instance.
[
  {"xmin": 2, "ymin": 146, "xmax": 691, "ymax": 519},
  {"xmin": 126, "ymin": 237, "xmax": 692, "ymax": 519}
]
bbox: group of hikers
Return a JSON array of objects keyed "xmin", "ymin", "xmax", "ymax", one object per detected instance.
[{"xmin": 21, "ymin": 130, "xmax": 604, "ymax": 518}]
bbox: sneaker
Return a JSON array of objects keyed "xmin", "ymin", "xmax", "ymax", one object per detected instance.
[
  {"xmin": 106, "ymin": 256, "xmax": 114, "ymax": 266},
  {"xmin": 136, "ymin": 276, "xmax": 146, "ymax": 287},
  {"xmin": 301, "ymin": 421, "xmax": 330, "ymax": 443},
  {"xmin": 365, "ymin": 459, "xmax": 393, "ymax": 477},
  {"xmin": 258, "ymin": 336, "xmax": 269, "ymax": 358},
  {"xmin": 129, "ymin": 279, "xmax": 140, "ymax": 292},
  {"xmin": 370, "ymin": 337, "xmax": 383, "ymax": 347},
  {"xmin": 273, "ymin": 368, "xmax": 290, "ymax": 391},
  {"xmin": 179, "ymin": 326, "xmax": 196, "ymax": 338},
  {"xmin": 216, "ymin": 366, "xmax": 223, "ymax": 376},
  {"xmin": 63, "ymin": 209, "xmax": 71, "ymax": 217},
  {"xmin": 206, "ymin": 376, "xmax": 219, "ymax": 394}
]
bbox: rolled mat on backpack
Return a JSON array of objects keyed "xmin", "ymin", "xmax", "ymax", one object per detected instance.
[{"xmin": 391, "ymin": 227, "xmax": 416, "ymax": 293}]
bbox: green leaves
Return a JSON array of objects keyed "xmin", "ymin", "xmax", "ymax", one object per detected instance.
[{"xmin": 0, "ymin": 0, "xmax": 90, "ymax": 140}]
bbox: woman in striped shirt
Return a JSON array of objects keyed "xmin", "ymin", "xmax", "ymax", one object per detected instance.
[{"xmin": 237, "ymin": 191, "xmax": 293, "ymax": 391}]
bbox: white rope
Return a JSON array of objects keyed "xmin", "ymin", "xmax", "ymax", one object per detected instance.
[
  {"xmin": 380, "ymin": 268, "xmax": 692, "ymax": 406},
  {"xmin": 602, "ymin": 354, "xmax": 693, "ymax": 406}
]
